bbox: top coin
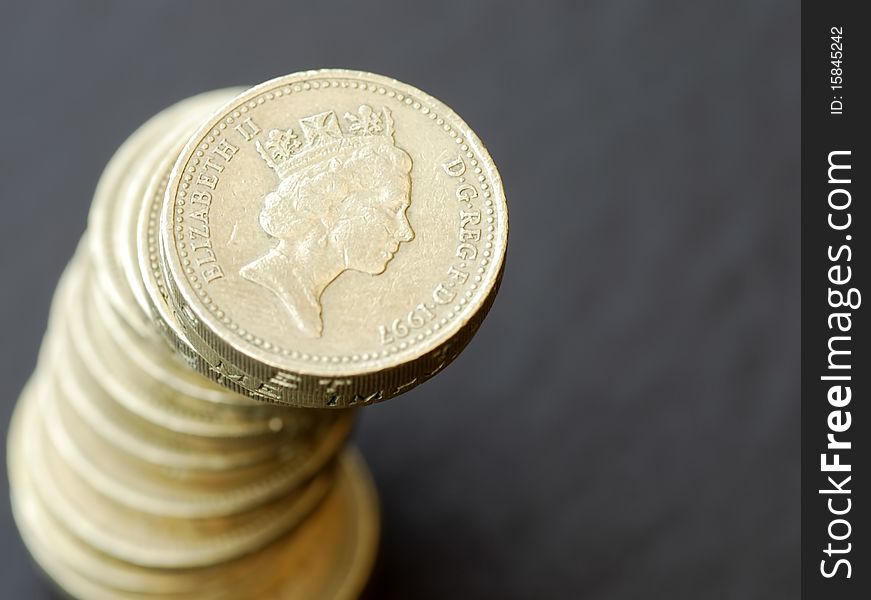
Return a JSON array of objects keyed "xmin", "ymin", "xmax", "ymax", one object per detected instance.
[{"xmin": 161, "ymin": 70, "xmax": 507, "ymax": 407}]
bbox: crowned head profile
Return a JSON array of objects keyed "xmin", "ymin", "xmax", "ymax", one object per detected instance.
[{"xmin": 241, "ymin": 105, "xmax": 414, "ymax": 338}]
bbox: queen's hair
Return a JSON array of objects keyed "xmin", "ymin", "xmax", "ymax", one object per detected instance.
[{"xmin": 259, "ymin": 141, "xmax": 412, "ymax": 241}]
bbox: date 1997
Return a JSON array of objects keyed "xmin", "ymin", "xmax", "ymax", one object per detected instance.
[{"xmin": 831, "ymin": 26, "xmax": 844, "ymax": 115}]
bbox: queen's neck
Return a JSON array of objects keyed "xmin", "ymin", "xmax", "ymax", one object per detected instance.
[{"xmin": 240, "ymin": 240, "xmax": 343, "ymax": 338}]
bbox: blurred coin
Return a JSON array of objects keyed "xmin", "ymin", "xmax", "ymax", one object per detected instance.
[
  {"xmin": 10, "ymin": 387, "xmax": 378, "ymax": 598},
  {"xmin": 47, "ymin": 257, "xmax": 287, "ymax": 471},
  {"xmin": 29, "ymin": 407, "xmax": 334, "ymax": 570},
  {"xmin": 122, "ymin": 89, "xmax": 244, "ymax": 325},
  {"xmin": 138, "ymin": 143, "xmax": 286, "ymax": 407},
  {"xmin": 41, "ymin": 381, "xmax": 352, "ymax": 519},
  {"xmin": 85, "ymin": 272, "xmax": 294, "ymax": 438},
  {"xmin": 89, "ymin": 96, "xmax": 193, "ymax": 339}
]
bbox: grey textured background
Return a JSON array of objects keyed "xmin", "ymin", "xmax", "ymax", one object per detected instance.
[{"xmin": 0, "ymin": 1, "xmax": 800, "ymax": 598}]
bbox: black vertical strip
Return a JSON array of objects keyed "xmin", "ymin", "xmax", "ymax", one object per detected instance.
[{"xmin": 802, "ymin": 3, "xmax": 867, "ymax": 598}]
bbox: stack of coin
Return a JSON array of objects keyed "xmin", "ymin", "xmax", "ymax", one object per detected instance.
[{"xmin": 8, "ymin": 70, "xmax": 507, "ymax": 599}]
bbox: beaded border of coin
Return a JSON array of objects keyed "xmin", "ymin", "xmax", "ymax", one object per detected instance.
[
  {"xmin": 148, "ymin": 172, "xmax": 173, "ymax": 305},
  {"xmin": 170, "ymin": 76, "xmax": 503, "ymax": 365}
]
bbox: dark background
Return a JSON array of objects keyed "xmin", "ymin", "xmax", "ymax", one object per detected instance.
[{"xmin": 0, "ymin": 1, "xmax": 799, "ymax": 598}]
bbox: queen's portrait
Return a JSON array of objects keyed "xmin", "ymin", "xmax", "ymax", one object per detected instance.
[{"xmin": 242, "ymin": 105, "xmax": 414, "ymax": 338}]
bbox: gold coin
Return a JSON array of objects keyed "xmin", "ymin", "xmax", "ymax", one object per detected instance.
[
  {"xmin": 32, "ymin": 252, "xmax": 355, "ymax": 521},
  {"xmin": 84, "ymin": 270, "xmax": 303, "ymax": 438},
  {"xmin": 41, "ymin": 380, "xmax": 351, "ymax": 520},
  {"xmin": 10, "ymin": 385, "xmax": 379, "ymax": 598},
  {"xmin": 123, "ymin": 89, "xmax": 244, "ymax": 326},
  {"xmin": 89, "ymin": 95, "xmax": 197, "ymax": 339},
  {"xmin": 161, "ymin": 69, "xmax": 507, "ymax": 407},
  {"xmin": 92, "ymin": 90, "xmax": 242, "ymax": 340},
  {"xmin": 139, "ymin": 143, "xmax": 286, "ymax": 404},
  {"xmin": 53, "ymin": 334, "xmax": 293, "ymax": 473},
  {"xmin": 30, "ymin": 407, "xmax": 334, "ymax": 570},
  {"xmin": 46, "ymin": 257, "xmax": 291, "ymax": 471},
  {"xmin": 138, "ymin": 141, "xmax": 207, "ymax": 360}
]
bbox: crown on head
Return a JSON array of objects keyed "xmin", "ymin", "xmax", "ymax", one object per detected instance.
[{"xmin": 256, "ymin": 105, "xmax": 395, "ymax": 180}]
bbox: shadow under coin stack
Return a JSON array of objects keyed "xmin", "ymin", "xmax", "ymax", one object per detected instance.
[{"xmin": 7, "ymin": 70, "xmax": 507, "ymax": 599}]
